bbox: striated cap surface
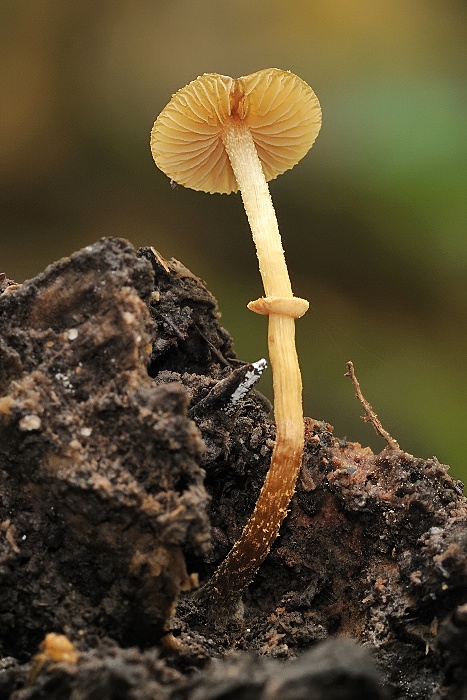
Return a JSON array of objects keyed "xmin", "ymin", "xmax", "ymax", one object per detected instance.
[{"xmin": 151, "ymin": 69, "xmax": 322, "ymax": 194}]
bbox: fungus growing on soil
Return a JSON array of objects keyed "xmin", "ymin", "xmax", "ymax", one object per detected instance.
[
  {"xmin": 151, "ymin": 69, "xmax": 322, "ymax": 607},
  {"xmin": 28, "ymin": 633, "xmax": 80, "ymax": 685}
]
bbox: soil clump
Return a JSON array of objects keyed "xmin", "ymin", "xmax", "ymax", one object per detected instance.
[{"xmin": 0, "ymin": 238, "xmax": 466, "ymax": 699}]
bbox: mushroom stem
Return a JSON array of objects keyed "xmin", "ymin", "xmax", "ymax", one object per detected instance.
[
  {"xmin": 221, "ymin": 119, "xmax": 292, "ymax": 298},
  {"xmin": 203, "ymin": 314, "xmax": 304, "ymax": 605},
  {"xmin": 201, "ymin": 118, "xmax": 307, "ymax": 606}
]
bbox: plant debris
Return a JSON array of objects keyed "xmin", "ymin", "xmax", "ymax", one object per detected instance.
[{"xmin": 345, "ymin": 360, "xmax": 400, "ymax": 450}]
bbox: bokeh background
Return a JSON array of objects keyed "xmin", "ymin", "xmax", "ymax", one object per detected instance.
[{"xmin": 2, "ymin": 1, "xmax": 466, "ymax": 479}]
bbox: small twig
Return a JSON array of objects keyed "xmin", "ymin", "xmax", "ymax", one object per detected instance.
[
  {"xmin": 345, "ymin": 360, "xmax": 400, "ymax": 451},
  {"xmin": 160, "ymin": 313, "xmax": 188, "ymax": 340},
  {"xmin": 194, "ymin": 325, "xmax": 233, "ymax": 368},
  {"xmin": 188, "ymin": 359, "xmax": 267, "ymax": 419}
]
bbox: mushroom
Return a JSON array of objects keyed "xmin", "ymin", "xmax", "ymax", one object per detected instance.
[{"xmin": 151, "ymin": 68, "xmax": 322, "ymax": 608}]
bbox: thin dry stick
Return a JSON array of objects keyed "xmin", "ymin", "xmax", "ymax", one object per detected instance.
[{"xmin": 345, "ymin": 360, "xmax": 400, "ymax": 451}]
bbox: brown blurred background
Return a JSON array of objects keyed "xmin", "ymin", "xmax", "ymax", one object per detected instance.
[{"xmin": 1, "ymin": 1, "xmax": 466, "ymax": 479}]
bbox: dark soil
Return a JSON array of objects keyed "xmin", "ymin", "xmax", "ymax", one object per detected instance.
[{"xmin": 0, "ymin": 238, "xmax": 466, "ymax": 699}]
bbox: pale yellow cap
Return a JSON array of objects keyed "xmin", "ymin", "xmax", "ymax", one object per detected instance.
[{"xmin": 151, "ymin": 69, "xmax": 322, "ymax": 194}]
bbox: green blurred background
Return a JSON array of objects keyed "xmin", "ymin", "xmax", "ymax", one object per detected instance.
[{"xmin": 1, "ymin": 1, "xmax": 466, "ymax": 479}]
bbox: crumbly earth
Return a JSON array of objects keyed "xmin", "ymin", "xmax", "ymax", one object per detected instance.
[{"xmin": 0, "ymin": 238, "xmax": 466, "ymax": 699}]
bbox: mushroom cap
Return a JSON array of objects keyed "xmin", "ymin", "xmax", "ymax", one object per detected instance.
[{"xmin": 150, "ymin": 68, "xmax": 322, "ymax": 194}]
